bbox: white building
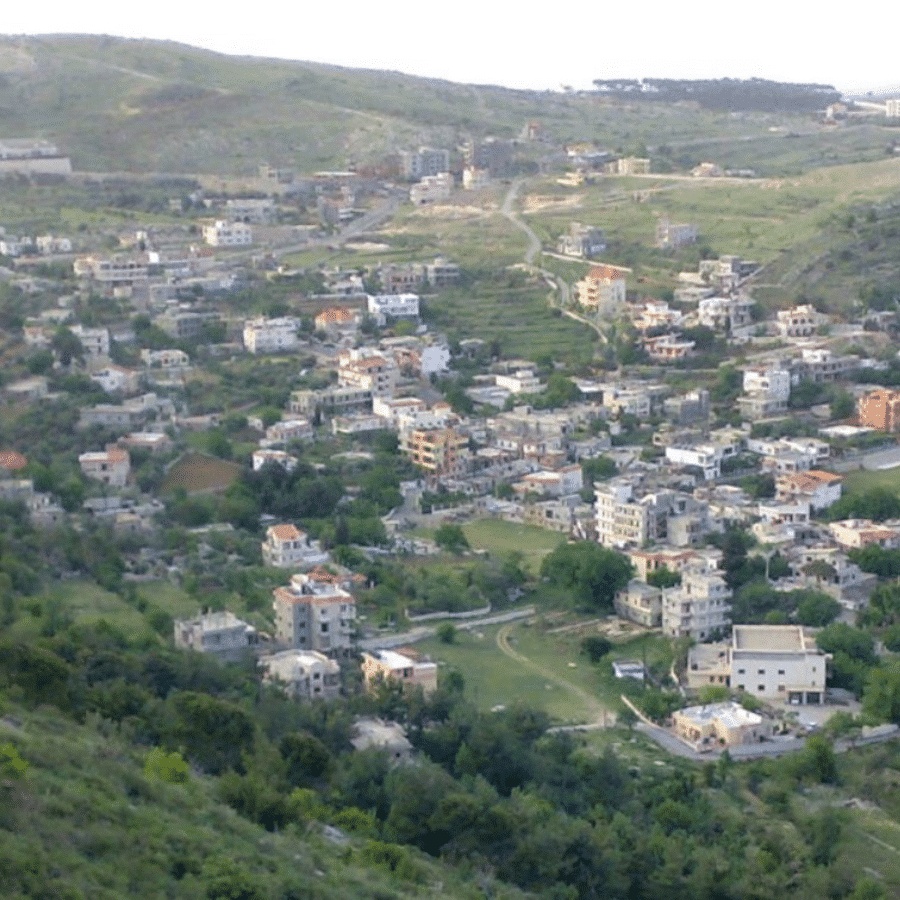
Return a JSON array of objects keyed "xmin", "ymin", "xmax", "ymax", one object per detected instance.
[
  {"xmin": 662, "ymin": 565, "xmax": 731, "ymax": 641},
  {"xmin": 687, "ymin": 624, "xmax": 827, "ymax": 705},
  {"xmin": 202, "ymin": 220, "xmax": 253, "ymax": 247},
  {"xmin": 262, "ymin": 649, "xmax": 341, "ymax": 700},
  {"xmin": 361, "ymin": 649, "xmax": 438, "ymax": 696},
  {"xmin": 410, "ymin": 172, "xmax": 453, "ymax": 205},
  {"xmin": 174, "ymin": 610, "xmax": 259, "ymax": 661},
  {"xmin": 252, "ymin": 449, "xmax": 299, "ymax": 472},
  {"xmin": 367, "ymin": 293, "xmax": 420, "ymax": 326},
  {"xmin": 262, "ymin": 524, "xmax": 330, "ymax": 569},
  {"xmin": 70, "ymin": 324, "xmax": 111, "ymax": 359},
  {"xmin": 243, "ymin": 317, "xmax": 302, "ymax": 354}
]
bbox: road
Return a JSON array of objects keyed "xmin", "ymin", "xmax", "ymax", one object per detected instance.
[{"xmin": 495, "ymin": 623, "xmax": 615, "ymax": 727}]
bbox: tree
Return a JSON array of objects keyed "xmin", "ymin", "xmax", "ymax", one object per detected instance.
[
  {"xmin": 647, "ymin": 566, "xmax": 681, "ymax": 589},
  {"xmin": 863, "ymin": 666, "xmax": 900, "ymax": 723},
  {"xmin": 540, "ymin": 541, "xmax": 633, "ymax": 611},
  {"xmin": 437, "ymin": 622, "xmax": 457, "ymax": 644},
  {"xmin": 795, "ymin": 591, "xmax": 841, "ymax": 627},
  {"xmin": 434, "ymin": 524, "xmax": 469, "ymax": 554},
  {"xmin": 580, "ymin": 635, "xmax": 612, "ymax": 663}
]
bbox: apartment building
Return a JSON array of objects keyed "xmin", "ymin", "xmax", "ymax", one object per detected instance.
[
  {"xmin": 337, "ymin": 351, "xmax": 399, "ymax": 398},
  {"xmin": 401, "ymin": 426, "xmax": 469, "ymax": 477},
  {"xmin": 574, "ymin": 265, "xmax": 629, "ymax": 310},
  {"xmin": 661, "ymin": 565, "xmax": 731, "ymax": 641},
  {"xmin": 775, "ymin": 470, "xmax": 842, "ymax": 511},
  {"xmin": 261, "ymin": 524, "xmax": 330, "ymax": 569},
  {"xmin": 78, "ymin": 447, "xmax": 130, "ymax": 488},
  {"xmin": 858, "ymin": 387, "xmax": 900, "ymax": 432},
  {"xmin": 614, "ymin": 580, "xmax": 663, "ymax": 627},
  {"xmin": 272, "ymin": 573, "xmax": 355, "ymax": 654},
  {"xmin": 202, "ymin": 220, "xmax": 253, "ymax": 247},
  {"xmin": 242, "ymin": 316, "xmax": 302, "ymax": 354}
]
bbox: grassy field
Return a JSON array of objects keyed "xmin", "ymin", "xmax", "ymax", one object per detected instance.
[
  {"xmin": 160, "ymin": 451, "xmax": 242, "ymax": 494},
  {"xmin": 460, "ymin": 519, "xmax": 567, "ymax": 573}
]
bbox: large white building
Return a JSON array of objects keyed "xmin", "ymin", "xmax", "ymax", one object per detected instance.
[
  {"xmin": 367, "ymin": 293, "xmax": 420, "ymax": 326},
  {"xmin": 687, "ymin": 624, "xmax": 827, "ymax": 705},
  {"xmin": 261, "ymin": 524, "xmax": 330, "ymax": 569}
]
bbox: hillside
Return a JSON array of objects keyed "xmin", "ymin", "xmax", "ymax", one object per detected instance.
[{"xmin": 0, "ymin": 35, "xmax": 897, "ymax": 176}]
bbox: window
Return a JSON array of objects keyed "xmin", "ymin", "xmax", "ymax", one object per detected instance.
[
  {"xmin": 758, "ymin": 669, "xmax": 765, "ymax": 675},
  {"xmin": 737, "ymin": 668, "xmax": 745, "ymax": 675},
  {"xmin": 757, "ymin": 685, "xmax": 765, "ymax": 692},
  {"xmin": 778, "ymin": 685, "xmax": 785, "ymax": 692},
  {"xmin": 778, "ymin": 669, "xmax": 785, "ymax": 675}
]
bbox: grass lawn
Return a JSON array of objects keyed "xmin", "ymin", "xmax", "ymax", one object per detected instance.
[
  {"xmin": 161, "ymin": 451, "xmax": 242, "ymax": 494},
  {"xmin": 461, "ymin": 519, "xmax": 567, "ymax": 573},
  {"xmin": 842, "ymin": 466, "xmax": 900, "ymax": 497}
]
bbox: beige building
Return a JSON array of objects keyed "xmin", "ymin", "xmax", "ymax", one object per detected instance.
[
  {"xmin": 78, "ymin": 447, "xmax": 130, "ymax": 488},
  {"xmin": 273, "ymin": 573, "xmax": 355, "ymax": 654},
  {"xmin": 173, "ymin": 610, "xmax": 259, "ymax": 661},
  {"xmin": 401, "ymin": 426, "xmax": 469, "ymax": 477},
  {"xmin": 614, "ymin": 580, "xmax": 662, "ymax": 627},
  {"xmin": 361, "ymin": 648, "xmax": 438, "ymax": 696},
  {"xmin": 672, "ymin": 702, "xmax": 770, "ymax": 750},
  {"xmin": 574, "ymin": 265, "xmax": 629, "ymax": 310},
  {"xmin": 262, "ymin": 524, "xmax": 329, "ymax": 569},
  {"xmin": 661, "ymin": 565, "xmax": 731, "ymax": 641}
]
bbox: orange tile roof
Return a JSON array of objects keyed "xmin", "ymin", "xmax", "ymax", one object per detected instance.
[
  {"xmin": 269, "ymin": 523, "xmax": 304, "ymax": 541},
  {"xmin": 0, "ymin": 451, "xmax": 27, "ymax": 470}
]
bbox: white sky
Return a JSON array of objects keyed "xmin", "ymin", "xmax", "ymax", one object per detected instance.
[{"xmin": 3, "ymin": 2, "xmax": 898, "ymax": 95}]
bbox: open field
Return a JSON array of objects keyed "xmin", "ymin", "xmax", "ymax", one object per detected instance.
[
  {"xmin": 160, "ymin": 451, "xmax": 242, "ymax": 494},
  {"xmin": 460, "ymin": 519, "xmax": 567, "ymax": 573},
  {"xmin": 842, "ymin": 465, "xmax": 900, "ymax": 497}
]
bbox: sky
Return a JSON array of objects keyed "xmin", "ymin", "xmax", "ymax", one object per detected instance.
[{"xmin": 3, "ymin": 2, "xmax": 898, "ymax": 95}]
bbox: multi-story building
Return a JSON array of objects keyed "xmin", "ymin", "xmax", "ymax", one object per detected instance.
[
  {"xmin": 70, "ymin": 324, "xmax": 111, "ymax": 359},
  {"xmin": 361, "ymin": 649, "xmax": 438, "ymax": 696},
  {"xmin": 829, "ymin": 519, "xmax": 900, "ymax": 550},
  {"xmin": 557, "ymin": 223, "xmax": 606, "ymax": 259},
  {"xmin": 661, "ymin": 565, "xmax": 731, "ymax": 641},
  {"xmin": 574, "ymin": 265, "xmax": 629, "ymax": 310},
  {"xmin": 410, "ymin": 172, "xmax": 453, "ymax": 205},
  {"xmin": 775, "ymin": 470, "xmax": 842, "ymax": 511},
  {"xmin": 367, "ymin": 293, "xmax": 420, "ymax": 326},
  {"xmin": 338, "ymin": 351, "xmax": 399, "ymax": 398},
  {"xmin": 261, "ymin": 649, "xmax": 341, "ymax": 700},
  {"xmin": 401, "ymin": 426, "xmax": 470, "ymax": 477},
  {"xmin": 614, "ymin": 580, "xmax": 663, "ymax": 627},
  {"xmin": 272, "ymin": 573, "xmax": 355, "ymax": 654},
  {"xmin": 776, "ymin": 304, "xmax": 822, "ymax": 338},
  {"xmin": 262, "ymin": 524, "xmax": 329, "ymax": 569},
  {"xmin": 655, "ymin": 220, "xmax": 697, "ymax": 248},
  {"xmin": 73, "ymin": 255, "xmax": 149, "ymax": 287},
  {"xmin": 173, "ymin": 610, "xmax": 259, "ymax": 661},
  {"xmin": 858, "ymin": 388, "xmax": 900, "ymax": 432},
  {"xmin": 399, "ymin": 147, "xmax": 450, "ymax": 180},
  {"xmin": 242, "ymin": 316, "xmax": 302, "ymax": 354}
]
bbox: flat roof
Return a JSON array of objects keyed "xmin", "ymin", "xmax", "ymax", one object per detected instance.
[{"xmin": 732, "ymin": 624, "xmax": 805, "ymax": 652}]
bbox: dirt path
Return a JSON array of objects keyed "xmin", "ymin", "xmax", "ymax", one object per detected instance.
[{"xmin": 495, "ymin": 623, "xmax": 614, "ymax": 726}]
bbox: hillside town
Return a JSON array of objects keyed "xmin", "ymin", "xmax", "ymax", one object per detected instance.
[{"xmin": 4, "ymin": 127, "xmax": 900, "ymax": 757}]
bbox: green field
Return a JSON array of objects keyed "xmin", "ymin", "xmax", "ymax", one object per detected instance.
[
  {"xmin": 842, "ymin": 465, "xmax": 900, "ymax": 497},
  {"xmin": 460, "ymin": 519, "xmax": 567, "ymax": 573},
  {"xmin": 161, "ymin": 451, "xmax": 242, "ymax": 494}
]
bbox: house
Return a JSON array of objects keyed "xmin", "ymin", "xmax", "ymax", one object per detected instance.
[
  {"xmin": 70, "ymin": 324, "xmax": 110, "ymax": 359},
  {"xmin": 400, "ymin": 147, "xmax": 450, "ymax": 180},
  {"xmin": 643, "ymin": 334, "xmax": 694, "ymax": 361},
  {"xmin": 361, "ymin": 648, "xmax": 438, "ymax": 696},
  {"xmin": 173, "ymin": 610, "xmax": 259, "ymax": 661},
  {"xmin": 775, "ymin": 470, "xmax": 842, "ymax": 511},
  {"xmin": 272, "ymin": 573, "xmax": 355, "ymax": 653},
  {"xmin": 78, "ymin": 447, "xmax": 130, "ymax": 487},
  {"xmin": 261, "ymin": 524, "xmax": 329, "ymax": 569},
  {"xmin": 263, "ymin": 418, "xmax": 314, "ymax": 445},
  {"xmin": 261, "ymin": 649, "xmax": 341, "ymax": 701},
  {"xmin": 314, "ymin": 307, "xmax": 362, "ymax": 337},
  {"xmin": 350, "ymin": 717, "xmax": 414, "ymax": 761},
  {"xmin": 557, "ymin": 223, "xmax": 606, "ymax": 259},
  {"xmin": 252, "ymin": 449, "xmax": 298, "ymax": 472},
  {"xmin": 828, "ymin": 519, "xmax": 900, "ymax": 550},
  {"xmin": 687, "ymin": 624, "xmax": 828, "ymax": 705},
  {"xmin": 672, "ymin": 702, "xmax": 770, "ymax": 750},
  {"xmin": 338, "ymin": 351, "xmax": 399, "ymax": 398},
  {"xmin": 776, "ymin": 304, "xmax": 822, "ymax": 339},
  {"xmin": 656, "ymin": 220, "xmax": 697, "ymax": 248},
  {"xmin": 366, "ymin": 293, "xmax": 420, "ymax": 326},
  {"xmin": 89, "ymin": 365, "xmax": 140, "ymax": 395}
]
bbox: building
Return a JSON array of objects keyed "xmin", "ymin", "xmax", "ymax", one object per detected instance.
[
  {"xmin": 272, "ymin": 573, "xmax": 355, "ymax": 653},
  {"xmin": 410, "ymin": 172, "xmax": 453, "ymax": 205},
  {"xmin": 829, "ymin": 519, "xmax": 900, "ymax": 550},
  {"xmin": 361, "ymin": 649, "xmax": 438, "ymax": 696},
  {"xmin": 661, "ymin": 565, "xmax": 731, "ymax": 641},
  {"xmin": 672, "ymin": 702, "xmax": 770, "ymax": 750},
  {"xmin": 252, "ymin": 449, "xmax": 298, "ymax": 472},
  {"xmin": 858, "ymin": 388, "xmax": 900, "ymax": 432},
  {"xmin": 262, "ymin": 524, "xmax": 330, "ymax": 569},
  {"xmin": 614, "ymin": 580, "xmax": 663, "ymax": 627},
  {"xmin": 350, "ymin": 717, "xmax": 414, "ymax": 761},
  {"xmin": 78, "ymin": 448, "xmax": 130, "ymax": 488},
  {"xmin": 173, "ymin": 610, "xmax": 259, "ymax": 661},
  {"xmin": 202, "ymin": 220, "xmax": 253, "ymax": 247},
  {"xmin": 687, "ymin": 624, "xmax": 828, "ymax": 705},
  {"xmin": 401, "ymin": 426, "xmax": 470, "ymax": 477},
  {"xmin": 367, "ymin": 293, "xmax": 420, "ymax": 326},
  {"xmin": 314, "ymin": 307, "xmax": 362, "ymax": 336},
  {"xmin": 574, "ymin": 265, "xmax": 629, "ymax": 310},
  {"xmin": 400, "ymin": 147, "xmax": 450, "ymax": 180},
  {"xmin": 776, "ymin": 304, "xmax": 822, "ymax": 338},
  {"xmin": 243, "ymin": 317, "xmax": 301, "ymax": 354},
  {"xmin": 338, "ymin": 351, "xmax": 399, "ymax": 398},
  {"xmin": 262, "ymin": 650, "xmax": 341, "ymax": 701},
  {"xmin": 70, "ymin": 325, "xmax": 111, "ymax": 359},
  {"xmin": 656, "ymin": 220, "xmax": 697, "ymax": 248},
  {"xmin": 0, "ymin": 139, "xmax": 72, "ymax": 176},
  {"xmin": 557, "ymin": 223, "xmax": 606, "ymax": 259},
  {"xmin": 775, "ymin": 470, "xmax": 842, "ymax": 511}
]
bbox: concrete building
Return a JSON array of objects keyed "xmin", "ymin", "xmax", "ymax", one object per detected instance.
[
  {"xmin": 338, "ymin": 351, "xmax": 399, "ymax": 398},
  {"xmin": 858, "ymin": 388, "xmax": 900, "ymax": 432},
  {"xmin": 672, "ymin": 702, "xmax": 770, "ymax": 750},
  {"xmin": 574, "ymin": 265, "xmax": 629, "ymax": 310},
  {"xmin": 243, "ymin": 316, "xmax": 302, "ymax": 354},
  {"xmin": 401, "ymin": 426, "xmax": 469, "ymax": 477},
  {"xmin": 661, "ymin": 565, "xmax": 731, "ymax": 641},
  {"xmin": 262, "ymin": 524, "xmax": 330, "ymax": 569},
  {"xmin": 272, "ymin": 573, "xmax": 355, "ymax": 653},
  {"xmin": 173, "ymin": 610, "xmax": 259, "ymax": 661},
  {"xmin": 614, "ymin": 580, "xmax": 663, "ymax": 627},
  {"xmin": 78, "ymin": 448, "xmax": 130, "ymax": 487},
  {"xmin": 557, "ymin": 223, "xmax": 606, "ymax": 259},
  {"xmin": 656, "ymin": 220, "xmax": 697, "ymax": 248},
  {"xmin": 202, "ymin": 220, "xmax": 253, "ymax": 247},
  {"xmin": 775, "ymin": 470, "xmax": 842, "ymax": 511},
  {"xmin": 262, "ymin": 649, "xmax": 341, "ymax": 700},
  {"xmin": 776, "ymin": 304, "xmax": 822, "ymax": 339},
  {"xmin": 410, "ymin": 172, "xmax": 453, "ymax": 205},
  {"xmin": 366, "ymin": 293, "xmax": 420, "ymax": 326},
  {"xmin": 687, "ymin": 624, "xmax": 828, "ymax": 705},
  {"xmin": 400, "ymin": 147, "xmax": 450, "ymax": 180},
  {"xmin": 829, "ymin": 519, "xmax": 900, "ymax": 550},
  {"xmin": 361, "ymin": 649, "xmax": 438, "ymax": 696}
]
